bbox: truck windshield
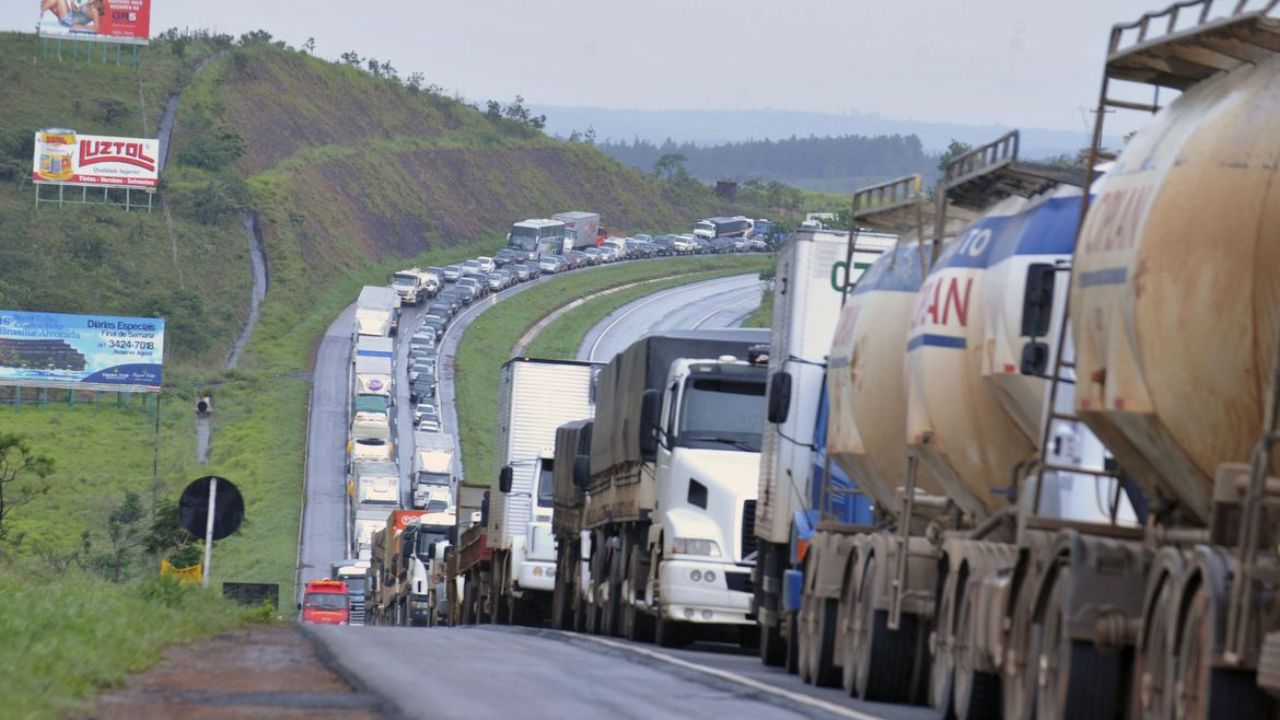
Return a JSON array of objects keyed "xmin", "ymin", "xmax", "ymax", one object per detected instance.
[
  {"xmin": 537, "ymin": 458, "xmax": 554, "ymax": 508},
  {"xmin": 392, "ymin": 274, "xmax": 418, "ymax": 286},
  {"xmin": 416, "ymin": 529, "xmax": 448, "ymax": 556},
  {"xmin": 677, "ymin": 376, "xmax": 766, "ymax": 452},
  {"xmin": 305, "ymin": 593, "xmax": 347, "ymax": 611},
  {"xmin": 341, "ymin": 577, "xmax": 365, "ymax": 594}
]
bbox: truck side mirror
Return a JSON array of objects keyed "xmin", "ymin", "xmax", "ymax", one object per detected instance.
[
  {"xmin": 639, "ymin": 388, "xmax": 662, "ymax": 460},
  {"xmin": 480, "ymin": 491, "xmax": 490, "ymax": 526},
  {"xmin": 498, "ymin": 466, "xmax": 513, "ymax": 494},
  {"xmin": 767, "ymin": 372, "xmax": 792, "ymax": 424},
  {"xmin": 1020, "ymin": 263, "xmax": 1056, "ymax": 338},
  {"xmin": 447, "ymin": 526, "xmax": 457, "ymax": 544},
  {"xmin": 573, "ymin": 454, "xmax": 591, "ymax": 490},
  {"xmin": 1020, "ymin": 341, "xmax": 1050, "ymax": 376}
]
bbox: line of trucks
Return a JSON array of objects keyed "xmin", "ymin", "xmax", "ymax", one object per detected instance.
[{"xmin": 442, "ymin": 5, "xmax": 1280, "ymax": 718}]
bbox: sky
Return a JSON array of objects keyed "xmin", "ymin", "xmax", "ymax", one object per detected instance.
[{"xmin": 6, "ymin": 0, "xmax": 1166, "ymax": 133}]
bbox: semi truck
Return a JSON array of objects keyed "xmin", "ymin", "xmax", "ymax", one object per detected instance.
[
  {"xmin": 571, "ymin": 329, "xmax": 770, "ymax": 646},
  {"xmin": 412, "ymin": 431, "xmax": 456, "ymax": 510},
  {"xmin": 552, "ymin": 211, "xmax": 602, "ymax": 251},
  {"xmin": 367, "ymin": 509, "xmax": 427, "ymax": 625},
  {"xmin": 331, "ymin": 559, "xmax": 371, "ymax": 625},
  {"xmin": 473, "ymin": 358, "xmax": 598, "ymax": 626},
  {"xmin": 507, "ymin": 218, "xmax": 568, "ymax": 261},
  {"xmin": 693, "ymin": 216, "xmax": 753, "ymax": 242},
  {"xmin": 353, "ymin": 285, "xmax": 400, "ymax": 338},
  {"xmin": 550, "ymin": 419, "xmax": 594, "ymax": 631},
  {"xmin": 750, "ymin": 226, "xmax": 889, "ymax": 667},
  {"xmin": 353, "ymin": 336, "xmax": 394, "ymax": 398},
  {"xmin": 391, "ymin": 267, "xmax": 438, "ymax": 306}
]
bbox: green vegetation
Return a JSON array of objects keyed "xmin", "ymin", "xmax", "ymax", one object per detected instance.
[
  {"xmin": 0, "ymin": 571, "xmax": 251, "ymax": 720},
  {"xmin": 743, "ymin": 287, "xmax": 774, "ymax": 328},
  {"xmin": 455, "ymin": 255, "xmax": 770, "ymax": 486}
]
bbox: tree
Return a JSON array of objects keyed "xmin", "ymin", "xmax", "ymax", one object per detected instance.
[
  {"xmin": 485, "ymin": 100, "xmax": 503, "ymax": 121},
  {"xmin": 406, "ymin": 71, "xmax": 425, "ymax": 93},
  {"xmin": 340, "ymin": 50, "xmax": 362, "ymax": 67},
  {"xmin": 0, "ymin": 433, "xmax": 53, "ymax": 541},
  {"xmin": 937, "ymin": 139, "xmax": 972, "ymax": 172},
  {"xmin": 95, "ymin": 98, "xmax": 131, "ymax": 127},
  {"xmin": 302, "ymin": 37, "xmax": 315, "ymax": 54},
  {"xmin": 93, "ymin": 490, "xmax": 147, "ymax": 582},
  {"xmin": 653, "ymin": 152, "xmax": 688, "ymax": 181}
]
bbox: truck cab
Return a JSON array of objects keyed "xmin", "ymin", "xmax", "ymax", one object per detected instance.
[
  {"xmin": 499, "ymin": 452, "xmax": 558, "ymax": 599},
  {"xmin": 301, "ymin": 580, "xmax": 350, "ymax": 625},
  {"xmin": 648, "ymin": 356, "xmax": 767, "ymax": 630}
]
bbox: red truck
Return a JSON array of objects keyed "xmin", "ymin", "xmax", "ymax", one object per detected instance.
[{"xmin": 301, "ymin": 579, "xmax": 350, "ymax": 625}]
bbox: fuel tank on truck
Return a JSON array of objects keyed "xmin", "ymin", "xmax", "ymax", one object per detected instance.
[
  {"xmin": 905, "ymin": 195, "xmax": 1048, "ymax": 521},
  {"xmin": 828, "ymin": 238, "xmax": 943, "ymax": 515},
  {"xmin": 1072, "ymin": 54, "xmax": 1280, "ymax": 524}
]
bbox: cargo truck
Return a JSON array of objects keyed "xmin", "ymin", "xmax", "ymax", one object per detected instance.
[
  {"xmin": 750, "ymin": 227, "xmax": 888, "ymax": 668},
  {"xmin": 550, "ymin": 419, "xmax": 594, "ymax": 631},
  {"xmin": 572, "ymin": 329, "xmax": 770, "ymax": 646},
  {"xmin": 391, "ymin": 267, "xmax": 438, "ymax": 306},
  {"xmin": 301, "ymin": 580, "xmax": 349, "ymax": 625},
  {"xmin": 552, "ymin": 211, "xmax": 602, "ymax": 250},
  {"xmin": 353, "ymin": 336, "xmax": 394, "ymax": 397},
  {"xmin": 453, "ymin": 482, "xmax": 493, "ymax": 624},
  {"xmin": 507, "ymin": 218, "xmax": 567, "ymax": 261},
  {"xmin": 367, "ymin": 509, "xmax": 427, "ymax": 625},
  {"xmin": 331, "ymin": 559, "xmax": 371, "ymax": 625},
  {"xmin": 353, "ymin": 285, "xmax": 400, "ymax": 338},
  {"xmin": 693, "ymin": 216, "xmax": 753, "ymax": 242},
  {"xmin": 412, "ymin": 431, "xmax": 457, "ymax": 510},
  {"xmin": 484, "ymin": 358, "xmax": 598, "ymax": 626},
  {"xmin": 349, "ymin": 461, "xmax": 400, "ymax": 559}
]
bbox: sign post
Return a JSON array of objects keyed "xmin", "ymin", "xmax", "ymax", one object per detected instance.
[{"xmin": 202, "ymin": 477, "xmax": 217, "ymax": 587}]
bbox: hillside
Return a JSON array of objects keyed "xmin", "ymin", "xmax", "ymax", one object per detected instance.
[{"xmin": 0, "ymin": 30, "xmax": 768, "ymax": 598}]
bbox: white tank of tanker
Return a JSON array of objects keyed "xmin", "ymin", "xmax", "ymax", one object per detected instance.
[
  {"xmin": 828, "ymin": 236, "xmax": 944, "ymax": 511},
  {"xmin": 1072, "ymin": 48, "xmax": 1280, "ymax": 523}
]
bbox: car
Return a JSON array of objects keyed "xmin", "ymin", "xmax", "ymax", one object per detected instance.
[
  {"xmin": 748, "ymin": 238, "xmax": 769, "ymax": 252},
  {"xmin": 413, "ymin": 402, "xmax": 439, "ymax": 426},
  {"xmin": 566, "ymin": 250, "xmax": 589, "ymax": 269},
  {"xmin": 417, "ymin": 418, "xmax": 442, "ymax": 433},
  {"xmin": 422, "ymin": 319, "xmax": 445, "ymax": 337},
  {"xmin": 476, "ymin": 256, "xmax": 497, "ymax": 273},
  {"xmin": 586, "ymin": 247, "xmax": 610, "ymax": 265},
  {"xmin": 409, "ymin": 331, "xmax": 435, "ymax": 347},
  {"xmin": 523, "ymin": 262, "xmax": 542, "ymax": 279},
  {"xmin": 512, "ymin": 264, "xmax": 531, "ymax": 282},
  {"xmin": 651, "ymin": 236, "xmax": 677, "ymax": 256},
  {"xmin": 409, "ymin": 378, "xmax": 435, "ymax": 403},
  {"xmin": 537, "ymin": 256, "xmax": 562, "ymax": 274},
  {"xmin": 494, "ymin": 249, "xmax": 522, "ymax": 267},
  {"xmin": 632, "ymin": 233, "xmax": 653, "ymax": 243},
  {"xmin": 427, "ymin": 302, "xmax": 453, "ymax": 321},
  {"xmin": 421, "ymin": 312, "xmax": 447, "ymax": 328},
  {"xmin": 732, "ymin": 237, "xmax": 748, "ymax": 252},
  {"xmin": 461, "ymin": 259, "xmax": 483, "ymax": 277},
  {"xmin": 409, "ymin": 340, "xmax": 435, "ymax": 357},
  {"xmin": 486, "ymin": 273, "xmax": 505, "ymax": 292},
  {"xmin": 443, "ymin": 265, "xmax": 463, "ymax": 282},
  {"xmin": 437, "ymin": 290, "xmax": 464, "ymax": 313},
  {"xmin": 457, "ymin": 277, "xmax": 485, "ymax": 299},
  {"xmin": 710, "ymin": 237, "xmax": 734, "ymax": 254}
]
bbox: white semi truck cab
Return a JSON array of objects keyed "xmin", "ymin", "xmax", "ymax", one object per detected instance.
[
  {"xmin": 647, "ymin": 355, "xmax": 767, "ymax": 627},
  {"xmin": 499, "ymin": 452, "xmax": 558, "ymax": 595}
]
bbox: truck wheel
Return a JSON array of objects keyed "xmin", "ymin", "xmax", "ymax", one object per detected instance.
[
  {"xmin": 760, "ymin": 620, "xmax": 786, "ymax": 667},
  {"xmin": 1171, "ymin": 578, "xmax": 1273, "ymax": 720},
  {"xmin": 655, "ymin": 610, "xmax": 690, "ymax": 648},
  {"xmin": 953, "ymin": 587, "xmax": 1000, "ymax": 720},
  {"xmin": 1036, "ymin": 568, "xmax": 1123, "ymax": 719},
  {"xmin": 855, "ymin": 555, "xmax": 918, "ymax": 703},
  {"xmin": 840, "ymin": 569, "xmax": 860, "ymax": 695},
  {"xmin": 809, "ymin": 597, "xmax": 841, "ymax": 687},
  {"xmin": 798, "ymin": 595, "xmax": 814, "ymax": 683},
  {"xmin": 786, "ymin": 611, "xmax": 800, "ymax": 675}
]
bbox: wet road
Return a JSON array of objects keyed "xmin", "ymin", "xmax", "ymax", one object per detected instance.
[{"xmin": 578, "ymin": 274, "xmax": 765, "ymax": 361}]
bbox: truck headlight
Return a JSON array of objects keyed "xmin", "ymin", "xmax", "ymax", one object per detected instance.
[{"xmin": 670, "ymin": 538, "xmax": 721, "ymax": 558}]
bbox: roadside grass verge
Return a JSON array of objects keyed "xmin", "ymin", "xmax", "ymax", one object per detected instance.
[
  {"xmin": 0, "ymin": 570, "xmax": 251, "ymax": 720},
  {"xmin": 455, "ymin": 255, "xmax": 771, "ymax": 486},
  {"xmin": 742, "ymin": 286, "xmax": 773, "ymax": 328}
]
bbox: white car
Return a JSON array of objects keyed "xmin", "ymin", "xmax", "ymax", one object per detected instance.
[
  {"xmin": 418, "ymin": 418, "xmax": 442, "ymax": 432},
  {"xmin": 476, "ymin": 256, "xmax": 497, "ymax": 273}
]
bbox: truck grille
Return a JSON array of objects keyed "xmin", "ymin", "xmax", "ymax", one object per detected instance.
[{"xmin": 741, "ymin": 500, "xmax": 757, "ymax": 559}]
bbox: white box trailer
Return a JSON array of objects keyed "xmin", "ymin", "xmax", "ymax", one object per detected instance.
[
  {"xmin": 412, "ymin": 431, "xmax": 457, "ymax": 509},
  {"xmin": 488, "ymin": 358, "xmax": 599, "ymax": 623},
  {"xmin": 553, "ymin": 211, "xmax": 601, "ymax": 251},
  {"xmin": 354, "ymin": 286, "xmax": 400, "ymax": 338},
  {"xmin": 353, "ymin": 336, "xmax": 394, "ymax": 397}
]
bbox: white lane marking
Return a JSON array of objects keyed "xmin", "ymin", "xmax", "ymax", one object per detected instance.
[
  {"xmin": 576, "ymin": 634, "xmax": 885, "ymax": 720},
  {"xmin": 587, "ymin": 275, "xmax": 758, "ymax": 361},
  {"xmin": 692, "ymin": 283, "xmax": 764, "ymax": 329}
]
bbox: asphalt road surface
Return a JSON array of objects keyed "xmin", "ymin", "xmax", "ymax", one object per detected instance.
[
  {"xmin": 310, "ymin": 625, "xmax": 936, "ymax": 720},
  {"xmin": 578, "ymin": 273, "xmax": 765, "ymax": 362}
]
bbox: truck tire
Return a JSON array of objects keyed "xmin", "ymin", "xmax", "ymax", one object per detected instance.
[
  {"xmin": 855, "ymin": 555, "xmax": 918, "ymax": 703},
  {"xmin": 1170, "ymin": 578, "xmax": 1274, "ymax": 720},
  {"xmin": 809, "ymin": 597, "xmax": 841, "ymax": 687},
  {"xmin": 655, "ymin": 610, "xmax": 690, "ymax": 648},
  {"xmin": 1036, "ymin": 568, "xmax": 1123, "ymax": 720},
  {"xmin": 760, "ymin": 619, "xmax": 786, "ymax": 667},
  {"xmin": 786, "ymin": 611, "xmax": 800, "ymax": 675},
  {"xmin": 953, "ymin": 588, "xmax": 1000, "ymax": 720}
]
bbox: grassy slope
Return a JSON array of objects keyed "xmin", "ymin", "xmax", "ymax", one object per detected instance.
[
  {"xmin": 455, "ymin": 255, "xmax": 770, "ymax": 487},
  {"xmin": 742, "ymin": 287, "xmax": 773, "ymax": 328},
  {"xmin": 0, "ymin": 571, "xmax": 248, "ymax": 720}
]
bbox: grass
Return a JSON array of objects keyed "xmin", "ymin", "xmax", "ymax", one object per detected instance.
[
  {"xmin": 0, "ymin": 570, "xmax": 251, "ymax": 720},
  {"xmin": 743, "ymin": 286, "xmax": 773, "ymax": 328},
  {"xmin": 455, "ymin": 255, "xmax": 771, "ymax": 486}
]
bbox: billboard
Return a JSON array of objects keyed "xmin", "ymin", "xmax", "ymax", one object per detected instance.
[
  {"xmin": 32, "ymin": 130, "xmax": 159, "ymax": 189},
  {"xmin": 0, "ymin": 310, "xmax": 165, "ymax": 393},
  {"xmin": 37, "ymin": 0, "xmax": 151, "ymax": 45}
]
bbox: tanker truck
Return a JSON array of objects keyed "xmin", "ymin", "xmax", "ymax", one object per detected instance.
[
  {"xmin": 989, "ymin": 7, "xmax": 1280, "ymax": 719},
  {"xmin": 751, "ymin": 226, "xmax": 887, "ymax": 666},
  {"xmin": 575, "ymin": 329, "xmax": 770, "ymax": 646}
]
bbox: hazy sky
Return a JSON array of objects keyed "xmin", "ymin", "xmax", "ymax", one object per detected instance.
[{"xmin": 6, "ymin": 0, "xmax": 1165, "ymax": 132}]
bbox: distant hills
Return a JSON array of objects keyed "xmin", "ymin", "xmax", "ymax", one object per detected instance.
[{"xmin": 536, "ymin": 105, "xmax": 1116, "ymax": 162}]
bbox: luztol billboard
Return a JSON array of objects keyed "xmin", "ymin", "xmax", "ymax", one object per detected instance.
[
  {"xmin": 0, "ymin": 310, "xmax": 165, "ymax": 393},
  {"xmin": 37, "ymin": 0, "xmax": 151, "ymax": 45},
  {"xmin": 32, "ymin": 130, "xmax": 159, "ymax": 189}
]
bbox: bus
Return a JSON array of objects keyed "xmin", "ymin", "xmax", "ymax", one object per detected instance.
[
  {"xmin": 693, "ymin": 216, "xmax": 753, "ymax": 241},
  {"xmin": 507, "ymin": 219, "xmax": 567, "ymax": 261}
]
